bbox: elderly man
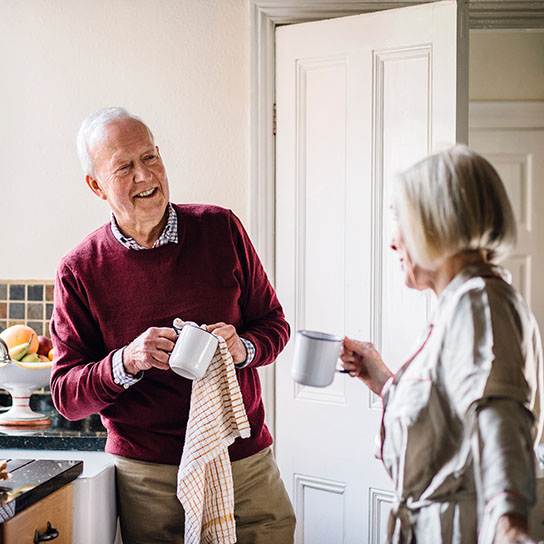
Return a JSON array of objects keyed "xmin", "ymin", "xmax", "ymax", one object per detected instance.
[{"xmin": 50, "ymin": 107, "xmax": 296, "ymax": 544}]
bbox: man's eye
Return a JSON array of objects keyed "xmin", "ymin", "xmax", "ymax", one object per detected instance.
[
  {"xmin": 116, "ymin": 165, "xmax": 131, "ymax": 174},
  {"xmin": 143, "ymin": 154, "xmax": 157, "ymax": 162}
]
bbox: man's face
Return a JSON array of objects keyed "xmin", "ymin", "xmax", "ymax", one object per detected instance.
[{"xmin": 86, "ymin": 118, "xmax": 170, "ymax": 234}]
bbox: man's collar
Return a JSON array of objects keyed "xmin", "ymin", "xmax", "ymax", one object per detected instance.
[{"xmin": 110, "ymin": 203, "xmax": 178, "ymax": 250}]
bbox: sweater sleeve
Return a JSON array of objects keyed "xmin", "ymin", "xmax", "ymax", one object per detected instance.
[
  {"xmin": 441, "ymin": 282, "xmax": 538, "ymax": 541},
  {"xmin": 50, "ymin": 260, "xmax": 127, "ymax": 421},
  {"xmin": 228, "ymin": 211, "xmax": 290, "ymax": 368},
  {"xmin": 441, "ymin": 285, "xmax": 531, "ymax": 417},
  {"xmin": 472, "ymin": 398, "xmax": 536, "ymax": 544}
]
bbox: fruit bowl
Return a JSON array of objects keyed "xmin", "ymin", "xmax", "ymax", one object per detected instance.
[{"xmin": 0, "ymin": 359, "xmax": 52, "ymax": 426}]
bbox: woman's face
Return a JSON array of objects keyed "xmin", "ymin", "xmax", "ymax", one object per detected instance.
[{"xmin": 390, "ymin": 221, "xmax": 435, "ymax": 292}]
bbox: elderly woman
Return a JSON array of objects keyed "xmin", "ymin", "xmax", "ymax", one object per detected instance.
[{"xmin": 341, "ymin": 145, "xmax": 543, "ymax": 544}]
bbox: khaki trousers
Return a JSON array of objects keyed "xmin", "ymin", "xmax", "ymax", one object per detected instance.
[{"xmin": 114, "ymin": 447, "xmax": 296, "ymax": 544}]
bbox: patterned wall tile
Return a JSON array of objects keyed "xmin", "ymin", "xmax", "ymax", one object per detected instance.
[
  {"xmin": 0, "ymin": 280, "xmax": 55, "ymax": 336},
  {"xmin": 0, "ymin": 281, "xmax": 55, "ymax": 396},
  {"xmin": 27, "ymin": 285, "xmax": 44, "ymax": 301},
  {"xmin": 9, "ymin": 284, "xmax": 24, "ymax": 301}
]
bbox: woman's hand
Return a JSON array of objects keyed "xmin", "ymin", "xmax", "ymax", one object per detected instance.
[
  {"xmin": 495, "ymin": 514, "xmax": 537, "ymax": 544},
  {"xmin": 340, "ymin": 337, "xmax": 393, "ymax": 395}
]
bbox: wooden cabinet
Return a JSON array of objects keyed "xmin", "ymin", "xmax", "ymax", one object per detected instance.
[{"xmin": 0, "ymin": 483, "xmax": 72, "ymax": 544}]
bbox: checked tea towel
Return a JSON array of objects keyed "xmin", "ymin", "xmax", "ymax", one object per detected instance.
[{"xmin": 177, "ymin": 333, "xmax": 251, "ymax": 544}]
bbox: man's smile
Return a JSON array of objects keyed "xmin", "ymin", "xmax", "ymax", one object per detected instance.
[{"xmin": 134, "ymin": 187, "xmax": 157, "ymax": 198}]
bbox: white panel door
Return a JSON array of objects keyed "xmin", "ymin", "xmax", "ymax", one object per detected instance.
[
  {"xmin": 469, "ymin": 123, "xmax": 544, "ymax": 334},
  {"xmin": 275, "ymin": 2, "xmax": 468, "ymax": 542}
]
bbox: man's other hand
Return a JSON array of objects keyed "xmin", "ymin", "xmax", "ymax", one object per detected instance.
[{"xmin": 206, "ymin": 322, "xmax": 247, "ymax": 364}]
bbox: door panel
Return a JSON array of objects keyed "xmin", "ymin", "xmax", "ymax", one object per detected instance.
[
  {"xmin": 469, "ymin": 126, "xmax": 544, "ymax": 341},
  {"xmin": 275, "ymin": 2, "xmax": 468, "ymax": 542}
]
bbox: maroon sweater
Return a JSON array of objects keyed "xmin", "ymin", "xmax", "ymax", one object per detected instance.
[{"xmin": 50, "ymin": 204, "xmax": 290, "ymax": 464}]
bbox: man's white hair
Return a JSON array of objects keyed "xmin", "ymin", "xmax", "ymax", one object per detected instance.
[{"xmin": 76, "ymin": 107, "xmax": 154, "ymax": 176}]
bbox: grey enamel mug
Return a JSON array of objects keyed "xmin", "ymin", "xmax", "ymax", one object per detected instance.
[{"xmin": 291, "ymin": 330, "xmax": 343, "ymax": 387}]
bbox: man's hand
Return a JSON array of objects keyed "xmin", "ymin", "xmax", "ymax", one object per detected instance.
[
  {"xmin": 206, "ymin": 322, "xmax": 247, "ymax": 364},
  {"xmin": 123, "ymin": 327, "xmax": 178, "ymax": 375}
]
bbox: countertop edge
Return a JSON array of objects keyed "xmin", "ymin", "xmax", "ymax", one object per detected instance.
[
  {"xmin": 13, "ymin": 460, "xmax": 84, "ymax": 515},
  {"xmin": 0, "ymin": 435, "xmax": 106, "ymax": 452}
]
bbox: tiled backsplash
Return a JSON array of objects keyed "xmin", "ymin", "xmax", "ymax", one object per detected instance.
[
  {"xmin": 0, "ymin": 281, "xmax": 55, "ymax": 401},
  {"xmin": 0, "ymin": 281, "xmax": 107, "ymax": 438},
  {"xmin": 0, "ymin": 281, "xmax": 55, "ymax": 337}
]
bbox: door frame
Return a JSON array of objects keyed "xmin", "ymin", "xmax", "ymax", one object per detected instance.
[
  {"xmin": 250, "ymin": 0, "xmax": 544, "ymax": 436},
  {"xmin": 469, "ymin": 100, "xmax": 544, "ymax": 129}
]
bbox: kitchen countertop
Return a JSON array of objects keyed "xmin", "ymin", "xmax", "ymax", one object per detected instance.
[
  {"xmin": 0, "ymin": 449, "xmax": 118, "ymax": 543},
  {"xmin": 0, "ymin": 458, "xmax": 83, "ymax": 522},
  {"xmin": 0, "ymin": 392, "xmax": 106, "ymax": 452}
]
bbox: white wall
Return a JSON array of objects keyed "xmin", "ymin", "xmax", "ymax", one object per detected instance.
[
  {"xmin": 0, "ymin": 0, "xmax": 249, "ymax": 280},
  {"xmin": 469, "ymin": 30, "xmax": 544, "ymax": 100},
  {"xmin": 1, "ymin": 8, "xmax": 543, "ymax": 283}
]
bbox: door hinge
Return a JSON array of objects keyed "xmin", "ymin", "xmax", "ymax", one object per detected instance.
[{"xmin": 273, "ymin": 103, "xmax": 277, "ymax": 136}]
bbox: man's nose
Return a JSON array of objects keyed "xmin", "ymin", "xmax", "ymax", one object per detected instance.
[{"xmin": 133, "ymin": 161, "xmax": 152, "ymax": 182}]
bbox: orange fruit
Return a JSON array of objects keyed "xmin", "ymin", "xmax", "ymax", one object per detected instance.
[
  {"xmin": 0, "ymin": 325, "xmax": 39, "ymax": 353},
  {"xmin": 48, "ymin": 348, "xmax": 54, "ymax": 361}
]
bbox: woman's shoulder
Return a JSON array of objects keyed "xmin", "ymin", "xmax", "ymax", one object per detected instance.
[
  {"xmin": 436, "ymin": 269, "xmax": 536, "ymax": 370},
  {"xmin": 443, "ymin": 265, "xmax": 527, "ymax": 324},
  {"xmin": 437, "ymin": 268, "xmax": 540, "ymax": 412}
]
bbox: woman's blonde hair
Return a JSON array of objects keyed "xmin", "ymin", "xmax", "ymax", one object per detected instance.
[{"xmin": 393, "ymin": 145, "xmax": 517, "ymax": 268}]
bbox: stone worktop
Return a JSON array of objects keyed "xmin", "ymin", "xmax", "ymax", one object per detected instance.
[
  {"xmin": 0, "ymin": 392, "xmax": 106, "ymax": 452},
  {"xmin": 0, "ymin": 458, "xmax": 83, "ymax": 521}
]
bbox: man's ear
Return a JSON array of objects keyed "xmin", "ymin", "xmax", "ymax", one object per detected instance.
[{"xmin": 86, "ymin": 175, "xmax": 107, "ymax": 200}]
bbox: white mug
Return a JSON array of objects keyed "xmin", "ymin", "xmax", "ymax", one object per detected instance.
[
  {"xmin": 169, "ymin": 324, "xmax": 219, "ymax": 380},
  {"xmin": 291, "ymin": 330, "xmax": 344, "ymax": 387}
]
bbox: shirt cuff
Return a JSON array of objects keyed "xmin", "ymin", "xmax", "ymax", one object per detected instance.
[
  {"xmin": 112, "ymin": 347, "xmax": 143, "ymax": 389},
  {"xmin": 236, "ymin": 337, "xmax": 256, "ymax": 369}
]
